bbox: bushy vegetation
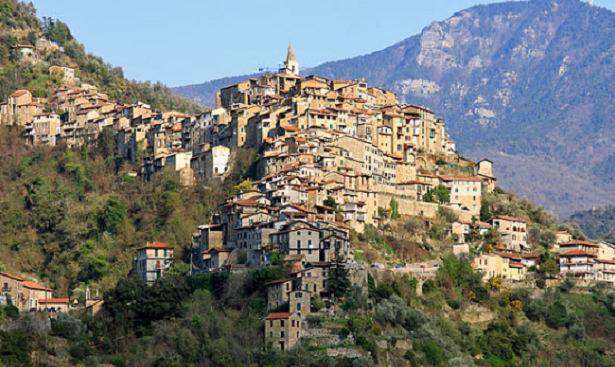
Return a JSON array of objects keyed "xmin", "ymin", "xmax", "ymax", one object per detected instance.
[
  {"xmin": 0, "ymin": 125, "xmax": 228, "ymax": 295},
  {"xmin": 569, "ymin": 205, "xmax": 615, "ymax": 243}
]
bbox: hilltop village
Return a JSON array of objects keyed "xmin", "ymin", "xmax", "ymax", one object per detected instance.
[{"xmin": 3, "ymin": 45, "xmax": 615, "ymax": 352}]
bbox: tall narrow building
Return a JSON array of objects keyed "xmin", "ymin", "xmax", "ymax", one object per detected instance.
[{"xmin": 281, "ymin": 43, "xmax": 299, "ymax": 76}]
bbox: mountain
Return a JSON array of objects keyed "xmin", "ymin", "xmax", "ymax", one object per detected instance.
[
  {"xmin": 569, "ymin": 205, "xmax": 615, "ymax": 242},
  {"xmin": 172, "ymin": 0, "xmax": 615, "ymax": 218}
]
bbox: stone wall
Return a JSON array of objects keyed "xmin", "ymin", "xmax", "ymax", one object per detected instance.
[{"xmin": 376, "ymin": 193, "xmax": 473, "ymax": 222}]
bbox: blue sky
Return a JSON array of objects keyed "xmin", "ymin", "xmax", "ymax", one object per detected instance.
[{"xmin": 33, "ymin": 0, "xmax": 612, "ymax": 87}]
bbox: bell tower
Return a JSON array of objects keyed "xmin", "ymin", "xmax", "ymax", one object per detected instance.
[{"xmin": 282, "ymin": 43, "xmax": 299, "ymax": 76}]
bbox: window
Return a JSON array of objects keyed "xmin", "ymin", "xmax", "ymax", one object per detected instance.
[
  {"xmin": 280, "ymin": 320, "xmax": 285, "ymax": 327},
  {"xmin": 280, "ymin": 331, "xmax": 285, "ymax": 338},
  {"xmin": 292, "ymin": 320, "xmax": 295, "ymax": 327}
]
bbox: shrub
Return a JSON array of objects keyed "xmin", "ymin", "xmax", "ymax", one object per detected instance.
[
  {"xmin": 423, "ymin": 339, "xmax": 444, "ymax": 366},
  {"xmin": 524, "ymin": 298, "xmax": 547, "ymax": 322},
  {"xmin": 558, "ymin": 279, "xmax": 576, "ymax": 293},
  {"xmin": 375, "ymin": 296, "xmax": 428, "ymax": 330},
  {"xmin": 545, "ymin": 301, "xmax": 569, "ymax": 329},
  {"xmin": 51, "ymin": 313, "xmax": 84, "ymax": 339},
  {"xmin": 352, "ymin": 357, "xmax": 376, "ymax": 367},
  {"xmin": 535, "ymin": 278, "xmax": 546, "ymax": 289},
  {"xmin": 446, "ymin": 299, "xmax": 460, "ymax": 310}
]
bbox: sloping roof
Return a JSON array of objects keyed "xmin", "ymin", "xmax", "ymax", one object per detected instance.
[
  {"xmin": 136, "ymin": 241, "xmax": 174, "ymax": 251},
  {"xmin": 201, "ymin": 247, "xmax": 234, "ymax": 254},
  {"xmin": 560, "ymin": 250, "xmax": 597, "ymax": 257},
  {"xmin": 265, "ymin": 278, "xmax": 293, "ymax": 286},
  {"xmin": 561, "ymin": 240, "xmax": 599, "ymax": 248},
  {"xmin": 23, "ymin": 281, "xmax": 53, "ymax": 291},
  {"xmin": 38, "ymin": 298, "xmax": 69, "ymax": 303},
  {"xmin": 265, "ymin": 312, "xmax": 294, "ymax": 320},
  {"xmin": 493, "ymin": 215, "xmax": 526, "ymax": 223},
  {"xmin": 0, "ymin": 271, "xmax": 24, "ymax": 281}
]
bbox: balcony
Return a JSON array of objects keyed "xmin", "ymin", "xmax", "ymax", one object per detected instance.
[{"xmin": 1, "ymin": 287, "xmax": 11, "ymax": 294}]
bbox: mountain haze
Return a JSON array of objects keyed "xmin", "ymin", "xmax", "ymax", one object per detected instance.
[{"xmin": 173, "ymin": 0, "xmax": 615, "ymax": 217}]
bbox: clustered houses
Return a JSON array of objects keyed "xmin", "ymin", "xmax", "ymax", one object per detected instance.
[
  {"xmin": 0, "ymin": 271, "xmax": 69, "ymax": 313},
  {"xmin": 558, "ymin": 240, "xmax": 615, "ymax": 282},
  {"xmin": 196, "ymin": 189, "xmax": 352, "ymax": 269},
  {"xmin": 4, "ymin": 47, "xmax": 489, "ymax": 225},
  {"xmin": 474, "ymin": 247, "xmax": 528, "ymax": 281}
]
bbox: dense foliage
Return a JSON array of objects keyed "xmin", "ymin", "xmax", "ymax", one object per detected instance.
[{"xmin": 569, "ymin": 205, "xmax": 615, "ymax": 243}]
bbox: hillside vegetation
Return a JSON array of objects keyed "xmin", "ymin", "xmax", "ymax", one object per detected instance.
[{"xmin": 569, "ymin": 205, "xmax": 615, "ymax": 243}]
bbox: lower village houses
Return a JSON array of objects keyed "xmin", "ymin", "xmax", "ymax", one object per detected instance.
[{"xmin": 5, "ymin": 46, "xmax": 615, "ymax": 351}]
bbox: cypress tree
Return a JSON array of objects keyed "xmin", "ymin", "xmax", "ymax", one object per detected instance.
[{"xmin": 327, "ymin": 247, "xmax": 351, "ymax": 299}]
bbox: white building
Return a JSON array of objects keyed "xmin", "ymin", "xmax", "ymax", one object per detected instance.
[{"xmin": 135, "ymin": 242, "xmax": 175, "ymax": 284}]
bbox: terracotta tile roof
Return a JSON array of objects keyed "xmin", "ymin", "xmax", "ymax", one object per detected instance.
[
  {"xmin": 560, "ymin": 250, "xmax": 597, "ymax": 257},
  {"xmin": 561, "ymin": 240, "xmax": 599, "ymax": 248},
  {"xmin": 136, "ymin": 241, "xmax": 174, "ymax": 250},
  {"xmin": 595, "ymin": 259, "xmax": 615, "ymax": 264},
  {"xmin": 0, "ymin": 271, "xmax": 24, "ymax": 282},
  {"xmin": 23, "ymin": 281, "xmax": 53, "ymax": 291},
  {"xmin": 265, "ymin": 312, "xmax": 294, "ymax": 320}
]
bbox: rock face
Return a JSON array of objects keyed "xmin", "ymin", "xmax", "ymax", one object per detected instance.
[{"xmin": 173, "ymin": 0, "xmax": 615, "ymax": 217}]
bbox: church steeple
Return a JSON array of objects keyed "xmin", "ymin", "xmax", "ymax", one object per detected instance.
[
  {"xmin": 282, "ymin": 43, "xmax": 299, "ymax": 76},
  {"xmin": 286, "ymin": 43, "xmax": 296, "ymax": 62}
]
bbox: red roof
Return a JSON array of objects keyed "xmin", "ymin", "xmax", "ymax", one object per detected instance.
[
  {"xmin": 595, "ymin": 259, "xmax": 615, "ymax": 264},
  {"xmin": 265, "ymin": 312, "xmax": 294, "ymax": 320},
  {"xmin": 38, "ymin": 298, "xmax": 69, "ymax": 303},
  {"xmin": 23, "ymin": 281, "xmax": 53, "ymax": 291},
  {"xmin": 0, "ymin": 271, "xmax": 24, "ymax": 282},
  {"xmin": 136, "ymin": 241, "xmax": 174, "ymax": 251},
  {"xmin": 560, "ymin": 250, "xmax": 596, "ymax": 257},
  {"xmin": 280, "ymin": 124, "xmax": 301, "ymax": 132},
  {"xmin": 561, "ymin": 240, "xmax": 599, "ymax": 248}
]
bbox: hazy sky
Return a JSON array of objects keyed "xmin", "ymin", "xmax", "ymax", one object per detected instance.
[{"xmin": 33, "ymin": 0, "xmax": 612, "ymax": 87}]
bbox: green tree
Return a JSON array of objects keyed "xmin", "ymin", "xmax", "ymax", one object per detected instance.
[
  {"xmin": 230, "ymin": 179, "xmax": 253, "ymax": 196},
  {"xmin": 540, "ymin": 259, "xmax": 559, "ymax": 278},
  {"xmin": 327, "ymin": 248, "xmax": 351, "ymax": 299},
  {"xmin": 390, "ymin": 197, "xmax": 399, "ymax": 219},
  {"xmin": 99, "ymin": 195, "xmax": 127, "ymax": 233},
  {"xmin": 425, "ymin": 185, "xmax": 450, "ymax": 204},
  {"xmin": 324, "ymin": 196, "xmax": 337, "ymax": 209}
]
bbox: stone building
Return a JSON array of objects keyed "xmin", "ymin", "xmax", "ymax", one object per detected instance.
[{"xmin": 265, "ymin": 312, "xmax": 302, "ymax": 350}]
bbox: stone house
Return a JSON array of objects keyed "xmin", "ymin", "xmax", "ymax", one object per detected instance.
[
  {"xmin": 265, "ymin": 312, "xmax": 302, "ymax": 351},
  {"xmin": 266, "ymin": 278, "xmax": 293, "ymax": 311},
  {"xmin": 201, "ymin": 247, "xmax": 234, "ymax": 269},
  {"xmin": 0, "ymin": 271, "xmax": 23, "ymax": 308},
  {"xmin": 288, "ymin": 289, "xmax": 311, "ymax": 315},
  {"xmin": 491, "ymin": 215, "xmax": 528, "ymax": 252},
  {"xmin": 22, "ymin": 281, "xmax": 53, "ymax": 312}
]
